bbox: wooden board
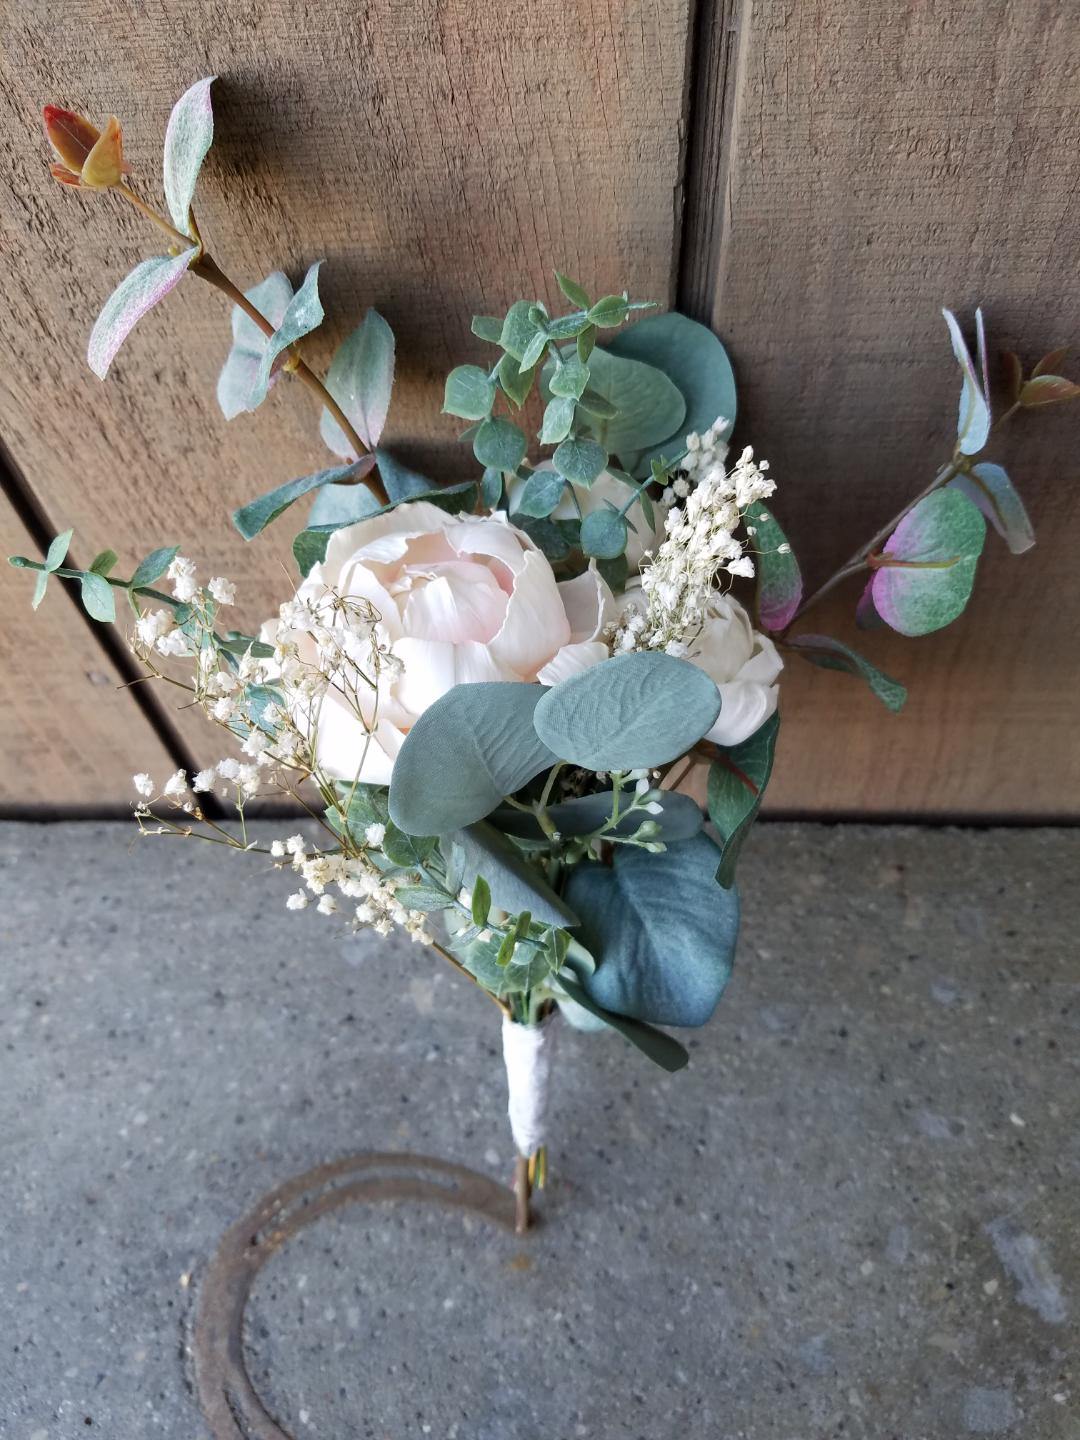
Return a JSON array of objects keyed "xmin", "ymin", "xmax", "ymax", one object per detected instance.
[
  {"xmin": 0, "ymin": 500, "xmax": 176, "ymax": 810},
  {"xmin": 681, "ymin": 0, "xmax": 1080, "ymax": 817},
  {"xmin": 0, "ymin": 0, "xmax": 693, "ymax": 797}
]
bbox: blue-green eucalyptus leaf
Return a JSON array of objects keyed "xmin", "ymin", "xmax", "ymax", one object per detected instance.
[
  {"xmin": 88, "ymin": 250, "xmax": 197, "ymax": 379},
  {"xmin": 785, "ymin": 635, "xmax": 906, "ymax": 712},
  {"xmin": 579, "ymin": 508, "xmax": 628, "ymax": 559},
  {"xmin": 473, "ymin": 417, "xmax": 526, "ymax": 472},
  {"xmin": 553, "ymin": 973, "xmax": 689, "ymax": 1070},
  {"xmin": 162, "ymin": 76, "xmax": 215, "ymax": 236},
  {"xmin": 248, "ymin": 261, "xmax": 324, "ymax": 411},
  {"xmin": 80, "ymin": 570, "xmax": 116, "ymax": 623},
  {"xmin": 443, "ymin": 364, "xmax": 496, "ymax": 421},
  {"xmin": 544, "ymin": 346, "xmax": 685, "ymax": 461},
  {"xmin": 552, "ymin": 436, "xmax": 607, "ymax": 486},
  {"xmin": 548, "ymin": 356, "xmax": 590, "ymax": 399},
  {"xmin": 497, "ymin": 352, "xmax": 536, "ymax": 409},
  {"xmin": 746, "ymin": 501, "xmax": 802, "ymax": 631},
  {"xmin": 555, "ymin": 272, "xmax": 591, "ymax": 308},
  {"xmin": 319, "ymin": 308, "xmax": 394, "ymax": 454},
  {"xmin": 89, "ymin": 549, "xmax": 118, "ymax": 576},
  {"xmin": 943, "ymin": 308, "xmax": 991, "ymax": 456},
  {"xmin": 45, "ymin": 530, "xmax": 73, "ymax": 572},
  {"xmin": 388, "ymin": 682, "xmax": 556, "ymax": 835},
  {"xmin": 216, "ymin": 271, "xmax": 294, "ymax": 420},
  {"xmin": 513, "ymin": 467, "xmax": 566, "ymax": 519},
  {"xmin": 949, "ymin": 462, "xmax": 1034, "ymax": 554},
  {"xmin": 539, "ymin": 395, "xmax": 576, "ymax": 444},
  {"xmin": 871, "ymin": 488, "xmax": 986, "ymax": 636},
  {"xmin": 471, "ymin": 315, "xmax": 504, "ymax": 343},
  {"xmin": 606, "ymin": 311, "xmax": 737, "ymax": 476},
  {"xmin": 453, "ymin": 821, "xmax": 579, "ymax": 928},
  {"xmin": 232, "ymin": 456, "xmax": 375, "ymax": 540},
  {"xmin": 492, "ymin": 788, "xmax": 703, "ymax": 842},
  {"xmin": 31, "ymin": 570, "xmax": 49, "ymax": 610},
  {"xmin": 533, "ymin": 652, "xmax": 722, "ymax": 771},
  {"xmin": 130, "ymin": 545, "xmax": 179, "ymax": 590},
  {"xmin": 563, "ymin": 833, "xmax": 739, "ymax": 1026},
  {"xmin": 499, "ymin": 300, "xmax": 542, "ymax": 362}
]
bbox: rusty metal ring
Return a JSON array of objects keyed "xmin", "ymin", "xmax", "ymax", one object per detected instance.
[{"xmin": 191, "ymin": 1152, "xmax": 518, "ymax": 1439}]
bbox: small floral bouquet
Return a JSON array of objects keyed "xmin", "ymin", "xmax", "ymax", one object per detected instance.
[{"xmin": 14, "ymin": 81, "xmax": 1077, "ymax": 1229}]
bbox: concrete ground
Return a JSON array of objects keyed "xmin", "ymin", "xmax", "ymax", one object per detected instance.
[{"xmin": 0, "ymin": 821, "xmax": 1077, "ymax": 1440}]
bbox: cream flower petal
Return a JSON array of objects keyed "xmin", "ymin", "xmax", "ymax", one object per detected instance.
[
  {"xmin": 488, "ymin": 550, "xmax": 571, "ymax": 676},
  {"xmin": 392, "ymin": 637, "xmax": 515, "ymax": 718},
  {"xmin": 402, "ymin": 564, "xmax": 507, "ymax": 644},
  {"xmin": 557, "ymin": 562, "xmax": 616, "ymax": 643},
  {"xmin": 536, "ymin": 640, "xmax": 609, "ymax": 686},
  {"xmin": 706, "ymin": 681, "xmax": 776, "ymax": 748}
]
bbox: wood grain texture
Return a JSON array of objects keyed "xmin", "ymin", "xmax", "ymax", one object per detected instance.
[
  {"xmin": 0, "ymin": 501, "xmax": 175, "ymax": 810},
  {"xmin": 683, "ymin": 0, "xmax": 1080, "ymax": 817},
  {"xmin": 0, "ymin": 0, "xmax": 693, "ymax": 798}
]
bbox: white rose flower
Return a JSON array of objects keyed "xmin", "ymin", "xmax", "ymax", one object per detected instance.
[
  {"xmin": 620, "ymin": 582, "xmax": 782, "ymax": 747},
  {"xmin": 509, "ymin": 462, "xmax": 670, "ymax": 573},
  {"xmin": 270, "ymin": 502, "xmax": 616, "ymax": 785}
]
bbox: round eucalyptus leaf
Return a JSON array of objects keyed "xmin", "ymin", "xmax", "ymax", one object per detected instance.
[
  {"xmin": 579, "ymin": 508, "xmax": 628, "ymax": 559},
  {"xmin": 533, "ymin": 652, "xmax": 722, "ymax": 770},
  {"xmin": 443, "ymin": 364, "xmax": 496, "ymax": 421},
  {"xmin": 871, "ymin": 489, "xmax": 986, "ymax": 637},
  {"xmin": 473, "ymin": 417, "xmax": 527, "ymax": 472},
  {"xmin": 552, "ymin": 436, "xmax": 607, "ymax": 486},
  {"xmin": 563, "ymin": 834, "xmax": 739, "ymax": 1026}
]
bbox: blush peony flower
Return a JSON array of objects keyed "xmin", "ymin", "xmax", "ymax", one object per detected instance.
[
  {"xmin": 619, "ymin": 582, "xmax": 782, "ymax": 747},
  {"xmin": 273, "ymin": 502, "xmax": 615, "ymax": 785}
]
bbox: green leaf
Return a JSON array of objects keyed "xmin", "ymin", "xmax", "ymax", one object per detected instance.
[
  {"xmin": 548, "ymin": 356, "xmax": 590, "ymax": 399},
  {"xmin": 471, "ymin": 314, "xmax": 504, "ymax": 343},
  {"xmin": 498, "ymin": 353, "xmax": 536, "ymax": 409},
  {"xmin": 331, "ymin": 782, "xmax": 390, "ymax": 845},
  {"xmin": 745, "ymin": 501, "xmax": 802, "ymax": 632},
  {"xmin": 471, "ymin": 874, "xmax": 491, "ymax": 927},
  {"xmin": 293, "ymin": 529, "xmax": 330, "ymax": 576},
  {"xmin": 544, "ymin": 313, "xmax": 589, "ymax": 341},
  {"xmin": 1019, "ymin": 374, "xmax": 1080, "ymax": 407},
  {"xmin": 388, "ymin": 682, "xmax": 557, "ymax": 835},
  {"xmin": 596, "ymin": 553, "xmax": 628, "ymax": 594},
  {"xmin": 443, "ymin": 364, "xmax": 496, "ymax": 420},
  {"xmin": 705, "ymin": 713, "xmax": 780, "ymax": 887},
  {"xmin": 553, "ymin": 973, "xmax": 689, "ymax": 1070},
  {"xmin": 552, "ymin": 436, "xmax": 607, "ymax": 486},
  {"xmin": 481, "ymin": 467, "xmax": 504, "ymax": 509},
  {"xmin": 949, "ymin": 462, "xmax": 1034, "ymax": 555},
  {"xmin": 493, "ymin": 788, "xmax": 703, "ymax": 842},
  {"xmin": 473, "ymin": 417, "xmax": 527, "ymax": 473},
  {"xmin": 513, "ymin": 515, "xmax": 573, "ymax": 561},
  {"xmin": 454, "ymin": 821, "xmax": 579, "ymax": 928},
  {"xmin": 871, "ymin": 489, "xmax": 986, "ymax": 636},
  {"xmin": 395, "ymin": 884, "xmax": 456, "ymax": 913},
  {"xmin": 162, "ymin": 76, "xmax": 215, "ymax": 236},
  {"xmin": 381, "ymin": 822, "xmax": 438, "ymax": 869},
  {"xmin": 579, "ymin": 508, "xmax": 628, "ymax": 559},
  {"xmin": 534, "ymin": 652, "xmax": 722, "ymax": 770},
  {"xmin": 499, "ymin": 300, "xmax": 542, "ymax": 362},
  {"xmin": 454, "ymin": 926, "xmax": 557, "ymax": 998},
  {"xmin": 545, "ymin": 346, "xmax": 685, "ymax": 460},
  {"xmin": 320, "ymin": 308, "xmax": 395, "ymax": 457},
  {"xmin": 556, "ymin": 272, "xmax": 591, "ymax": 308},
  {"xmin": 577, "ymin": 325, "xmax": 597, "ymax": 363},
  {"xmin": 513, "ymin": 467, "xmax": 567, "ymax": 519},
  {"xmin": 79, "ymin": 570, "xmax": 116, "ymax": 623},
  {"xmin": 130, "ymin": 545, "xmax": 180, "ymax": 590},
  {"xmin": 249, "ymin": 261, "xmax": 325, "ymax": 411},
  {"xmin": 942, "ymin": 308, "xmax": 990, "ymax": 455},
  {"xmin": 563, "ymin": 833, "xmax": 739, "ymax": 1026},
  {"xmin": 605, "ymin": 311, "xmax": 737, "ymax": 476},
  {"xmin": 786, "ymin": 635, "xmax": 907, "ymax": 712},
  {"xmin": 31, "ymin": 570, "xmax": 49, "ymax": 610},
  {"xmin": 89, "ymin": 549, "xmax": 118, "ymax": 576},
  {"xmin": 307, "ymin": 477, "xmax": 385, "ymax": 531},
  {"xmin": 587, "ymin": 294, "xmax": 630, "ymax": 328},
  {"xmin": 539, "ymin": 396, "xmax": 576, "ymax": 444},
  {"xmin": 45, "ymin": 530, "xmax": 73, "ymax": 572},
  {"xmin": 232, "ymin": 457, "xmax": 375, "ymax": 540}
]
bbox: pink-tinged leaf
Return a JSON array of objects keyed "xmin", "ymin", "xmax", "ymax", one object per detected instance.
[
  {"xmin": 1032, "ymin": 346, "xmax": 1069, "ymax": 378},
  {"xmin": 948, "ymin": 462, "xmax": 1034, "ymax": 555},
  {"xmin": 248, "ymin": 262, "xmax": 324, "ymax": 410},
  {"xmin": 745, "ymin": 500, "xmax": 801, "ymax": 631},
  {"xmin": 87, "ymin": 251, "xmax": 197, "ymax": 378},
  {"xmin": 1019, "ymin": 374, "xmax": 1080, "ymax": 407},
  {"xmin": 42, "ymin": 105, "xmax": 99, "ymax": 172},
  {"xmin": 216, "ymin": 271, "xmax": 294, "ymax": 419},
  {"xmin": 942, "ymin": 308, "xmax": 991, "ymax": 455},
  {"xmin": 163, "ymin": 77, "xmax": 215, "ymax": 235},
  {"xmin": 871, "ymin": 489, "xmax": 985, "ymax": 637},
  {"xmin": 786, "ymin": 634, "xmax": 906, "ymax": 711},
  {"xmin": 320, "ymin": 308, "xmax": 396, "ymax": 457},
  {"xmin": 855, "ymin": 578, "xmax": 885, "ymax": 630}
]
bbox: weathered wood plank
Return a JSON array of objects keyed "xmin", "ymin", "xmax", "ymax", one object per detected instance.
[
  {"xmin": 683, "ymin": 0, "xmax": 1080, "ymax": 817},
  {"xmin": 0, "ymin": 500, "xmax": 176, "ymax": 810},
  {"xmin": 0, "ymin": 1, "xmax": 693, "ymax": 789}
]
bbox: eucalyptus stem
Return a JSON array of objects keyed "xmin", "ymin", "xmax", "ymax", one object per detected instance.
[
  {"xmin": 114, "ymin": 186, "xmax": 388, "ymax": 504},
  {"xmin": 788, "ymin": 403, "xmax": 1021, "ymax": 629}
]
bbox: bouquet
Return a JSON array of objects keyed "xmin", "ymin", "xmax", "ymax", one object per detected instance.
[{"xmin": 14, "ymin": 81, "xmax": 1076, "ymax": 1231}]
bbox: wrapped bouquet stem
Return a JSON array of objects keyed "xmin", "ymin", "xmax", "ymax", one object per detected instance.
[{"xmin": 12, "ymin": 79, "xmax": 1077, "ymax": 1229}]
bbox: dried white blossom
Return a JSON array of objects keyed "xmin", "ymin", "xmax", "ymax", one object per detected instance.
[
  {"xmin": 132, "ymin": 772, "xmax": 154, "ymax": 798},
  {"xmin": 162, "ymin": 770, "xmax": 188, "ymax": 799},
  {"xmin": 208, "ymin": 576, "xmax": 236, "ymax": 606}
]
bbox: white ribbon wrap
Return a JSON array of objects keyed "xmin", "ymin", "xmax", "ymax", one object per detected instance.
[{"xmin": 501, "ymin": 1012, "xmax": 559, "ymax": 1158}]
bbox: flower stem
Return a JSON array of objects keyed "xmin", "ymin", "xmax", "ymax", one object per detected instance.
[
  {"xmin": 513, "ymin": 1153, "xmax": 532, "ymax": 1233},
  {"xmin": 114, "ymin": 187, "xmax": 388, "ymax": 505}
]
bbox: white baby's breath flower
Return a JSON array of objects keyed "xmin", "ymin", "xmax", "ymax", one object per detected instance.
[
  {"xmin": 217, "ymin": 757, "xmax": 241, "ymax": 781},
  {"xmin": 156, "ymin": 628, "xmax": 191, "ymax": 658},
  {"xmin": 135, "ymin": 608, "xmax": 172, "ymax": 648},
  {"xmin": 166, "ymin": 555, "xmax": 199, "ymax": 604},
  {"xmin": 285, "ymin": 834, "xmax": 306, "ymax": 856},
  {"xmin": 132, "ymin": 772, "xmax": 154, "ymax": 798},
  {"xmin": 270, "ymin": 840, "xmax": 286, "ymax": 859},
  {"xmin": 316, "ymin": 894, "xmax": 338, "ymax": 916},
  {"xmin": 207, "ymin": 576, "xmax": 236, "ymax": 606},
  {"xmin": 364, "ymin": 822, "xmax": 387, "ymax": 848},
  {"xmin": 211, "ymin": 696, "xmax": 236, "ymax": 723},
  {"xmin": 285, "ymin": 891, "xmax": 309, "ymax": 911},
  {"xmin": 191, "ymin": 768, "xmax": 217, "ymax": 793},
  {"xmin": 162, "ymin": 770, "xmax": 188, "ymax": 798}
]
